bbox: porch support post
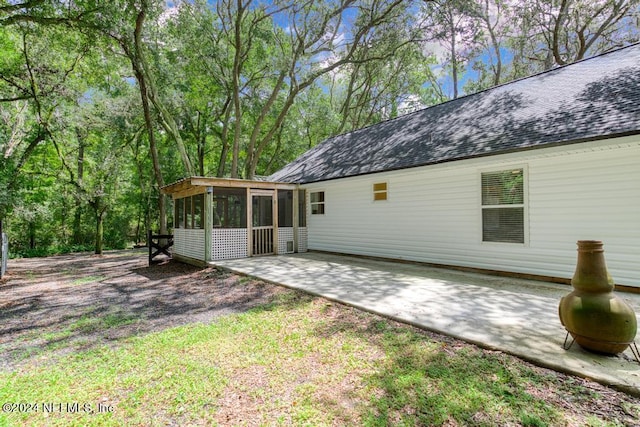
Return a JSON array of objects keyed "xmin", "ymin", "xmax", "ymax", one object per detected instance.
[
  {"xmin": 246, "ymin": 187, "xmax": 252, "ymax": 257},
  {"xmin": 293, "ymin": 186, "xmax": 299, "ymax": 253},
  {"xmin": 273, "ymin": 190, "xmax": 278, "ymax": 255},
  {"xmin": 204, "ymin": 187, "xmax": 213, "ymax": 262}
]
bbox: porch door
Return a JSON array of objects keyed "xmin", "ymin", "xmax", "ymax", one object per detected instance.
[{"xmin": 251, "ymin": 190, "xmax": 274, "ymax": 256}]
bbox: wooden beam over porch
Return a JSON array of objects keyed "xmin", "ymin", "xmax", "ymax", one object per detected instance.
[{"xmin": 161, "ymin": 176, "xmax": 298, "ymax": 199}]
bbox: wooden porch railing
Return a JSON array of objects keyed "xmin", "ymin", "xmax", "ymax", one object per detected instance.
[{"xmin": 252, "ymin": 227, "xmax": 273, "ymax": 255}]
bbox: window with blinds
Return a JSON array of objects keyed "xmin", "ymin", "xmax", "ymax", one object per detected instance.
[
  {"xmin": 481, "ymin": 168, "xmax": 525, "ymax": 243},
  {"xmin": 310, "ymin": 191, "xmax": 325, "ymax": 215}
]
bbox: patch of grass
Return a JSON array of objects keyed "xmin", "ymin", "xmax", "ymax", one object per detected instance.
[
  {"xmin": 237, "ymin": 275, "xmax": 253, "ymax": 285},
  {"xmin": 69, "ymin": 312, "xmax": 139, "ymax": 333},
  {"xmin": 41, "ymin": 330, "xmax": 73, "ymax": 342},
  {"xmin": 0, "ymin": 291, "xmax": 636, "ymax": 426},
  {"xmin": 103, "ymin": 313, "xmax": 139, "ymax": 328},
  {"xmin": 363, "ymin": 335, "xmax": 560, "ymax": 426}
]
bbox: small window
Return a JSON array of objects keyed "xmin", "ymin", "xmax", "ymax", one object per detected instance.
[
  {"xmin": 481, "ymin": 168, "xmax": 525, "ymax": 243},
  {"xmin": 373, "ymin": 182, "xmax": 387, "ymax": 201},
  {"xmin": 310, "ymin": 191, "xmax": 325, "ymax": 215}
]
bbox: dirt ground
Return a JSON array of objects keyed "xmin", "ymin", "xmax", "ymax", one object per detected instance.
[{"xmin": 0, "ymin": 250, "xmax": 286, "ymax": 371}]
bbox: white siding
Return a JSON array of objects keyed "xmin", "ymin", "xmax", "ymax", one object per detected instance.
[
  {"xmin": 173, "ymin": 228, "xmax": 206, "ymax": 261},
  {"xmin": 303, "ymin": 137, "xmax": 640, "ymax": 287}
]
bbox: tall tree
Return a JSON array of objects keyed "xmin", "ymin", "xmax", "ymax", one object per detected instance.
[
  {"xmin": 54, "ymin": 87, "xmax": 141, "ymax": 254},
  {"xmin": 466, "ymin": 0, "xmax": 510, "ymax": 89},
  {"xmin": 512, "ymin": 0, "xmax": 640, "ymax": 71},
  {"xmin": 162, "ymin": 0, "xmax": 234, "ymax": 177},
  {"xmin": 197, "ymin": 0, "xmax": 422, "ymax": 178},
  {"xmin": 421, "ymin": 0, "xmax": 481, "ymax": 99},
  {"xmin": 0, "ymin": 22, "xmax": 90, "ymax": 223},
  {"xmin": 331, "ymin": 39, "xmax": 440, "ymax": 134},
  {"xmin": 87, "ymin": 0, "xmax": 180, "ymax": 234}
]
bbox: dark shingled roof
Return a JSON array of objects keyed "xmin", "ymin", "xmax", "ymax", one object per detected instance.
[{"xmin": 269, "ymin": 43, "xmax": 640, "ymax": 184}]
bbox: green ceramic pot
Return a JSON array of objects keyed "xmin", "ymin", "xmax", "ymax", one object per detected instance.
[{"xmin": 558, "ymin": 241, "xmax": 637, "ymax": 354}]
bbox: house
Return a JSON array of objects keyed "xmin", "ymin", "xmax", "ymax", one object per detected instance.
[{"xmin": 163, "ymin": 43, "xmax": 640, "ymax": 288}]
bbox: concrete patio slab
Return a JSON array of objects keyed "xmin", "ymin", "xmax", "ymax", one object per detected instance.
[{"xmin": 212, "ymin": 252, "xmax": 640, "ymax": 396}]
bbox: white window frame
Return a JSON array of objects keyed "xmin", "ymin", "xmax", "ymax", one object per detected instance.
[
  {"xmin": 479, "ymin": 165, "xmax": 528, "ymax": 245},
  {"xmin": 310, "ymin": 190, "xmax": 325, "ymax": 215}
]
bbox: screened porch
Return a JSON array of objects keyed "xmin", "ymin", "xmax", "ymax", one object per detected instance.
[{"xmin": 162, "ymin": 177, "xmax": 307, "ymax": 263}]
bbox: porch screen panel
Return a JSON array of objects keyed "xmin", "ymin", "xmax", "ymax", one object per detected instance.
[
  {"xmin": 175, "ymin": 197, "xmax": 185, "ymax": 228},
  {"xmin": 193, "ymin": 194, "xmax": 204, "ymax": 229},
  {"xmin": 185, "ymin": 197, "xmax": 193, "ymax": 229},
  {"xmin": 278, "ymin": 190, "xmax": 294, "ymax": 227},
  {"xmin": 213, "ymin": 188, "xmax": 247, "ymax": 228},
  {"xmin": 481, "ymin": 169, "xmax": 525, "ymax": 243},
  {"xmin": 298, "ymin": 190, "xmax": 306, "ymax": 227},
  {"xmin": 252, "ymin": 196, "xmax": 273, "ymax": 227}
]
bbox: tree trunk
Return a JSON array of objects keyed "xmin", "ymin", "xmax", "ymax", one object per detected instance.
[
  {"xmin": 230, "ymin": 56, "xmax": 242, "ymax": 178},
  {"xmin": 482, "ymin": 0, "xmax": 502, "ymax": 87},
  {"xmin": 29, "ymin": 221, "xmax": 35, "ymax": 250},
  {"xmin": 196, "ymin": 112, "xmax": 205, "ymax": 176},
  {"xmin": 73, "ymin": 136, "xmax": 84, "ymax": 244},
  {"xmin": 229, "ymin": 0, "xmax": 247, "ymax": 179},
  {"xmin": 216, "ymin": 102, "xmax": 233, "ymax": 177},
  {"xmin": 135, "ymin": 206, "xmax": 142, "ymax": 244},
  {"xmin": 95, "ymin": 209, "xmax": 104, "ymax": 255},
  {"xmin": 131, "ymin": 44, "xmax": 166, "ymax": 234},
  {"xmin": 450, "ymin": 15, "xmax": 459, "ymax": 99},
  {"xmin": 116, "ymin": 10, "xmax": 168, "ymax": 236},
  {"xmin": 158, "ymin": 194, "xmax": 167, "ymax": 235},
  {"xmin": 133, "ymin": 2, "xmax": 193, "ymax": 176}
]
